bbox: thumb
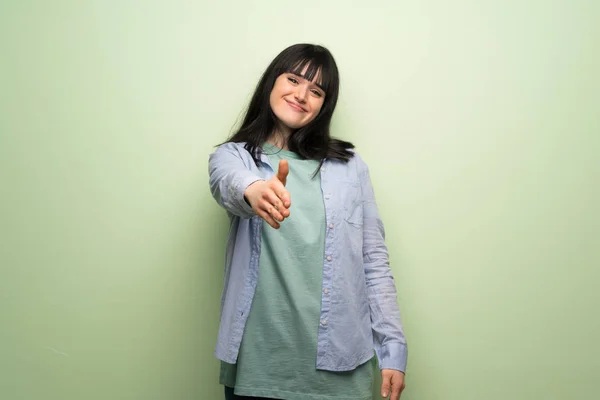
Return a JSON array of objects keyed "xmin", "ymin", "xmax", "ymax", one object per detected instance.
[
  {"xmin": 276, "ymin": 159, "xmax": 289, "ymax": 186},
  {"xmin": 381, "ymin": 373, "xmax": 391, "ymax": 398}
]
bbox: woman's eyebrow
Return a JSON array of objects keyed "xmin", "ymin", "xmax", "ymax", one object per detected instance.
[{"xmin": 290, "ymin": 72, "xmax": 324, "ymax": 91}]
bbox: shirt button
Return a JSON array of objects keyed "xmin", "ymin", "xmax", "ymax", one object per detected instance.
[
  {"xmin": 321, "ymin": 168, "xmax": 326, "ymax": 172},
  {"xmin": 321, "ymin": 319, "xmax": 327, "ymax": 325},
  {"xmin": 326, "ymin": 255, "xmax": 332, "ymax": 261},
  {"xmin": 323, "ymin": 288, "xmax": 329, "ymax": 294},
  {"xmin": 325, "ymin": 194, "xmax": 331, "ymax": 199},
  {"xmin": 329, "ymin": 223, "xmax": 334, "ymax": 229}
]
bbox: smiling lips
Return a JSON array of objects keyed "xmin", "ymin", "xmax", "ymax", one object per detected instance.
[{"xmin": 285, "ymin": 99, "xmax": 306, "ymax": 112}]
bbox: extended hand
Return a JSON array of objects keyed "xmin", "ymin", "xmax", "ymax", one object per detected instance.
[
  {"xmin": 244, "ymin": 159, "xmax": 291, "ymax": 229},
  {"xmin": 381, "ymin": 369, "xmax": 405, "ymax": 400}
]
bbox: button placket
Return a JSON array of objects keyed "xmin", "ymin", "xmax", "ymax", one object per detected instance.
[{"xmin": 320, "ymin": 174, "xmax": 332, "ymax": 333}]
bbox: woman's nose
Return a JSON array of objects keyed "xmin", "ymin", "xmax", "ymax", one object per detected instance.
[{"xmin": 295, "ymin": 85, "xmax": 308, "ymax": 102}]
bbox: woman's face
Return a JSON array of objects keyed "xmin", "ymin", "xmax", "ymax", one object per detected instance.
[{"xmin": 269, "ymin": 67, "xmax": 326, "ymax": 132}]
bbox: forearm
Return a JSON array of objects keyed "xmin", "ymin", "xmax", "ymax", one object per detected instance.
[
  {"xmin": 208, "ymin": 146, "xmax": 262, "ymax": 218},
  {"xmin": 366, "ymin": 263, "xmax": 408, "ymax": 372}
]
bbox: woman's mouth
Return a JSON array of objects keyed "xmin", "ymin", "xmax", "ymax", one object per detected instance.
[{"xmin": 285, "ymin": 100, "xmax": 306, "ymax": 112}]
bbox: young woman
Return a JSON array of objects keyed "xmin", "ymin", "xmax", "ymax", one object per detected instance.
[{"xmin": 208, "ymin": 43, "xmax": 407, "ymax": 400}]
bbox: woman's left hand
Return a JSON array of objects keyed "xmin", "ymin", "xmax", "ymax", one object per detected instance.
[{"xmin": 380, "ymin": 369, "xmax": 405, "ymax": 399}]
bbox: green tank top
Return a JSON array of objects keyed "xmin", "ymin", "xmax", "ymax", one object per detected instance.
[{"xmin": 220, "ymin": 143, "xmax": 374, "ymax": 400}]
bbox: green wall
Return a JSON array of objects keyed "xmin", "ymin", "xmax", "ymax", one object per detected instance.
[{"xmin": 1, "ymin": 1, "xmax": 598, "ymax": 399}]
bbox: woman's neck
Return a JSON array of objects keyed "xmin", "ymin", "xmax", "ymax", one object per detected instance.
[{"xmin": 267, "ymin": 124, "xmax": 293, "ymax": 150}]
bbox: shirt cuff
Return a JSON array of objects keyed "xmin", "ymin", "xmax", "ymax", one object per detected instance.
[
  {"xmin": 377, "ymin": 342, "xmax": 408, "ymax": 372},
  {"xmin": 233, "ymin": 174, "xmax": 263, "ymax": 217}
]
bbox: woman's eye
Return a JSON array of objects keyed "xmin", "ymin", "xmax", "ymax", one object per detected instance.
[
  {"xmin": 287, "ymin": 77, "xmax": 298, "ymax": 84},
  {"xmin": 311, "ymin": 90, "xmax": 323, "ymax": 97}
]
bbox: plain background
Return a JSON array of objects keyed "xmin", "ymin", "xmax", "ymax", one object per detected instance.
[{"xmin": 1, "ymin": 1, "xmax": 598, "ymax": 399}]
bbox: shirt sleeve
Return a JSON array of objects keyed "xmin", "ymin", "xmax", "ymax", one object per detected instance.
[
  {"xmin": 356, "ymin": 154, "xmax": 408, "ymax": 372},
  {"xmin": 208, "ymin": 143, "xmax": 263, "ymax": 218}
]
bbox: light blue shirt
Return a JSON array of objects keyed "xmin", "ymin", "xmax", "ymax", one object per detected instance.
[{"xmin": 208, "ymin": 142, "xmax": 407, "ymax": 372}]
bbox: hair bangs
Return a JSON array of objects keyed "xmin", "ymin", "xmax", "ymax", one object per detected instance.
[
  {"xmin": 290, "ymin": 59, "xmax": 322, "ymax": 85},
  {"xmin": 277, "ymin": 47, "xmax": 337, "ymax": 94}
]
